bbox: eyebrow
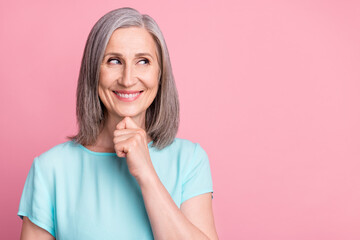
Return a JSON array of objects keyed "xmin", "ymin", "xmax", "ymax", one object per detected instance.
[{"xmin": 103, "ymin": 52, "xmax": 154, "ymax": 59}]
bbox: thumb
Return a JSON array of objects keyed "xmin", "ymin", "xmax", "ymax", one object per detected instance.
[
  {"xmin": 123, "ymin": 116, "xmax": 140, "ymax": 129},
  {"xmin": 116, "ymin": 117, "xmax": 127, "ymax": 130}
]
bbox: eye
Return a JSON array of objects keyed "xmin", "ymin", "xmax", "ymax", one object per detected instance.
[
  {"xmin": 107, "ymin": 58, "xmax": 121, "ymax": 65},
  {"xmin": 138, "ymin": 59, "xmax": 149, "ymax": 65}
]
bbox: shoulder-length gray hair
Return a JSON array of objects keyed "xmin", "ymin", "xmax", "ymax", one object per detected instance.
[{"xmin": 68, "ymin": 7, "xmax": 179, "ymax": 150}]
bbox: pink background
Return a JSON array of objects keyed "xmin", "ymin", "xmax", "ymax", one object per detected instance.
[{"xmin": 1, "ymin": 0, "xmax": 360, "ymax": 239}]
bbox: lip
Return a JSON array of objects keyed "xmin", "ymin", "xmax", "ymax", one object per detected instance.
[
  {"xmin": 112, "ymin": 90, "xmax": 143, "ymax": 102},
  {"xmin": 114, "ymin": 90, "xmax": 142, "ymax": 94}
]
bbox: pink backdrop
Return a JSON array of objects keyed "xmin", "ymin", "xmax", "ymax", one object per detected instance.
[{"xmin": 1, "ymin": 0, "xmax": 360, "ymax": 239}]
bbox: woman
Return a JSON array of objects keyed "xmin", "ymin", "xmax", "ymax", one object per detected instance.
[{"xmin": 18, "ymin": 7, "xmax": 218, "ymax": 240}]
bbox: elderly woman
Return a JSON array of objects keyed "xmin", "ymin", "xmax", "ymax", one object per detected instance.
[{"xmin": 18, "ymin": 7, "xmax": 218, "ymax": 240}]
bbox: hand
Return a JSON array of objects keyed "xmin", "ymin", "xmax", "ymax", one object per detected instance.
[{"xmin": 113, "ymin": 117, "xmax": 155, "ymax": 181}]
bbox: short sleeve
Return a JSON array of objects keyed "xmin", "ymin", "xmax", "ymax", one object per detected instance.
[
  {"xmin": 181, "ymin": 143, "xmax": 213, "ymax": 204},
  {"xmin": 17, "ymin": 157, "xmax": 55, "ymax": 237}
]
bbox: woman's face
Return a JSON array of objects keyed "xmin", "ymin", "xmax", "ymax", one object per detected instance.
[{"xmin": 98, "ymin": 27, "xmax": 160, "ymax": 123}]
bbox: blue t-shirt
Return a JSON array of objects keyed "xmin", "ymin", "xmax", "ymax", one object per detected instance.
[{"xmin": 17, "ymin": 138, "xmax": 213, "ymax": 239}]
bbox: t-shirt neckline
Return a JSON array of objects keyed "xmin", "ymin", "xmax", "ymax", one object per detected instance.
[{"xmin": 77, "ymin": 141, "xmax": 154, "ymax": 156}]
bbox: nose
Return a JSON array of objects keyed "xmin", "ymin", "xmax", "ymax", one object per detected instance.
[{"xmin": 117, "ymin": 63, "xmax": 137, "ymax": 87}]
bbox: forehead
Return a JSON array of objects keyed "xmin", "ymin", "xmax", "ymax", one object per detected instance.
[{"xmin": 105, "ymin": 27, "xmax": 157, "ymax": 55}]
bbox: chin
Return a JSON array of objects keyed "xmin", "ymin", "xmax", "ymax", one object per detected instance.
[{"xmin": 116, "ymin": 111, "xmax": 145, "ymax": 119}]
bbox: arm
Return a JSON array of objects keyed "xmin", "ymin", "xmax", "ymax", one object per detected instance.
[
  {"xmin": 20, "ymin": 217, "xmax": 55, "ymax": 240},
  {"xmin": 114, "ymin": 117, "xmax": 218, "ymax": 240},
  {"xmin": 139, "ymin": 174, "xmax": 219, "ymax": 240},
  {"xmin": 180, "ymin": 193, "xmax": 218, "ymax": 239}
]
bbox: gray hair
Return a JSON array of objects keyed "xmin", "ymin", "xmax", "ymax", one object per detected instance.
[{"xmin": 68, "ymin": 7, "xmax": 179, "ymax": 150}]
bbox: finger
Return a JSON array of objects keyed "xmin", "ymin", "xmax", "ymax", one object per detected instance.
[
  {"xmin": 123, "ymin": 117, "xmax": 148, "ymax": 144},
  {"xmin": 123, "ymin": 116, "xmax": 140, "ymax": 129},
  {"xmin": 114, "ymin": 138, "xmax": 134, "ymax": 157},
  {"xmin": 114, "ymin": 131, "xmax": 147, "ymax": 148},
  {"xmin": 114, "ymin": 129, "xmax": 138, "ymax": 137},
  {"xmin": 116, "ymin": 117, "xmax": 127, "ymax": 130},
  {"xmin": 114, "ymin": 140, "xmax": 129, "ymax": 158},
  {"xmin": 113, "ymin": 133, "xmax": 134, "ymax": 144}
]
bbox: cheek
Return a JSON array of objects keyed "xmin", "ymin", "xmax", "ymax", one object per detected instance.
[
  {"xmin": 142, "ymin": 69, "xmax": 160, "ymax": 89},
  {"xmin": 99, "ymin": 66, "xmax": 122, "ymax": 84},
  {"xmin": 99, "ymin": 71, "xmax": 111, "ymax": 86},
  {"xmin": 98, "ymin": 78, "xmax": 108, "ymax": 98},
  {"xmin": 97, "ymin": 86, "xmax": 108, "ymax": 107},
  {"xmin": 98, "ymin": 73, "xmax": 113, "ymax": 104}
]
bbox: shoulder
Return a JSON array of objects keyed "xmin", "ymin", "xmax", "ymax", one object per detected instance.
[
  {"xmin": 35, "ymin": 140, "xmax": 80, "ymax": 169},
  {"xmin": 155, "ymin": 138, "xmax": 201, "ymax": 154},
  {"xmin": 170, "ymin": 138, "xmax": 198, "ymax": 150},
  {"xmin": 152, "ymin": 138, "xmax": 208, "ymax": 165},
  {"xmin": 172, "ymin": 138, "xmax": 208, "ymax": 156}
]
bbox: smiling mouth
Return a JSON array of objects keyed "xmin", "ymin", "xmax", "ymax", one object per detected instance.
[{"xmin": 112, "ymin": 90, "xmax": 143, "ymax": 101}]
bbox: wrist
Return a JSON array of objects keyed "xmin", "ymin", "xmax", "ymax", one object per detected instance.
[{"xmin": 135, "ymin": 167, "xmax": 159, "ymax": 188}]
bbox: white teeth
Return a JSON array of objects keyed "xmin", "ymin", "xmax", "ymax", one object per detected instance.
[{"xmin": 115, "ymin": 92, "xmax": 140, "ymax": 98}]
